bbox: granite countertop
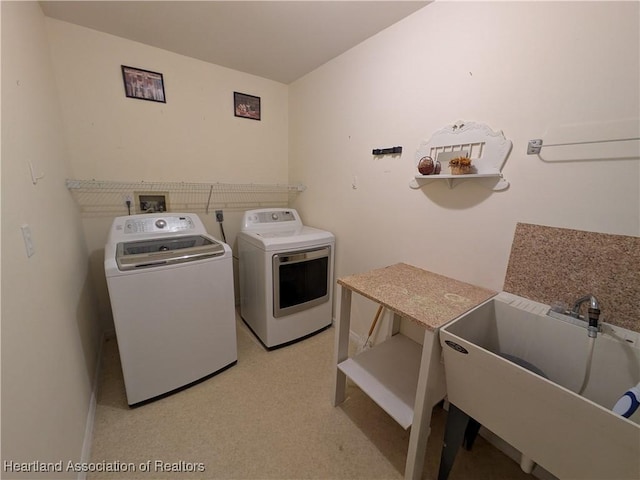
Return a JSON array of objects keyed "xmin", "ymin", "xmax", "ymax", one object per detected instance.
[
  {"xmin": 337, "ymin": 263, "xmax": 497, "ymax": 331},
  {"xmin": 504, "ymin": 223, "xmax": 640, "ymax": 332}
]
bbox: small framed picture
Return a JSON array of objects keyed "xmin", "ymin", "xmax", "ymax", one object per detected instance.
[
  {"xmin": 122, "ymin": 65, "xmax": 166, "ymax": 103},
  {"xmin": 234, "ymin": 92, "xmax": 261, "ymax": 120}
]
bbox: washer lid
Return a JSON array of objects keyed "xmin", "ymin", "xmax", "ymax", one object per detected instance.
[{"xmin": 116, "ymin": 235, "xmax": 225, "ymax": 270}]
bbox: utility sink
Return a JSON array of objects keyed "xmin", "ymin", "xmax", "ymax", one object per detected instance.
[{"xmin": 440, "ymin": 292, "xmax": 640, "ymax": 480}]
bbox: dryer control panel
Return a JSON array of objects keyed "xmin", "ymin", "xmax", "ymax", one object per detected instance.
[{"xmin": 241, "ymin": 208, "xmax": 302, "ymax": 231}]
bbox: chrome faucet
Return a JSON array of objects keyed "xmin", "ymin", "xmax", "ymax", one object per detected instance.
[
  {"xmin": 570, "ymin": 294, "xmax": 600, "ymax": 317},
  {"xmin": 571, "ymin": 294, "xmax": 601, "ymax": 338}
]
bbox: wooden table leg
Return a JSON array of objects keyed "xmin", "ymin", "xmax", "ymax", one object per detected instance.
[
  {"xmin": 405, "ymin": 328, "xmax": 443, "ymax": 480},
  {"xmin": 333, "ymin": 286, "xmax": 352, "ymax": 406}
]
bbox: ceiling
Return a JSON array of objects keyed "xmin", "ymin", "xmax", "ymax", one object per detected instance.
[{"xmin": 40, "ymin": 1, "xmax": 430, "ymax": 84}]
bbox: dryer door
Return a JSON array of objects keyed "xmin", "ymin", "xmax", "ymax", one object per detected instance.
[{"xmin": 272, "ymin": 246, "xmax": 331, "ymax": 318}]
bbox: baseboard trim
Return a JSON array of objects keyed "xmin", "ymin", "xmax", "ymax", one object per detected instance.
[
  {"xmin": 349, "ymin": 330, "xmax": 364, "ymax": 346},
  {"xmin": 77, "ymin": 331, "xmax": 105, "ymax": 480}
]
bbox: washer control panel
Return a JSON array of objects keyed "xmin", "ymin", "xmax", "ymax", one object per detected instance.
[
  {"xmin": 123, "ymin": 215, "xmax": 195, "ymax": 234},
  {"xmin": 107, "ymin": 213, "xmax": 209, "ymax": 245}
]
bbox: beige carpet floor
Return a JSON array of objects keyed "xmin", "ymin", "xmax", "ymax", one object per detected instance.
[{"xmin": 88, "ymin": 313, "xmax": 531, "ymax": 479}]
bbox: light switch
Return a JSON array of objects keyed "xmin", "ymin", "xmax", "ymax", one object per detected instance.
[{"xmin": 21, "ymin": 224, "xmax": 35, "ymax": 257}]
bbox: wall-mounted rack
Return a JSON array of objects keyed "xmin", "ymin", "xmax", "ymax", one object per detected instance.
[
  {"xmin": 527, "ymin": 119, "xmax": 640, "ymax": 160},
  {"xmin": 527, "ymin": 136, "xmax": 640, "ymax": 155},
  {"xmin": 372, "ymin": 146, "xmax": 403, "ymax": 156},
  {"xmin": 65, "ymin": 179, "xmax": 305, "ymax": 217},
  {"xmin": 410, "ymin": 121, "xmax": 512, "ymax": 191}
]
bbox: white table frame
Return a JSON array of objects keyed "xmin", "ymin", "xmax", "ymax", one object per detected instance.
[{"xmin": 332, "ymin": 286, "xmax": 446, "ymax": 480}]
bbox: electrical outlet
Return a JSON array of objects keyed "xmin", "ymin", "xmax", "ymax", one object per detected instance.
[{"xmin": 215, "ymin": 210, "xmax": 224, "ymax": 222}]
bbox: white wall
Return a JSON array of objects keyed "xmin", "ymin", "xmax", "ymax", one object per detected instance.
[
  {"xmin": 1, "ymin": 2, "xmax": 101, "ymax": 477},
  {"xmin": 45, "ymin": 18, "xmax": 290, "ymax": 328},
  {"xmin": 289, "ymin": 1, "xmax": 640, "ymax": 337},
  {"xmin": 45, "ymin": 18, "xmax": 288, "ymax": 184}
]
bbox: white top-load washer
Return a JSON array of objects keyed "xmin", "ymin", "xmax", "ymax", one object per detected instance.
[
  {"xmin": 238, "ymin": 208, "xmax": 335, "ymax": 349},
  {"xmin": 104, "ymin": 213, "xmax": 237, "ymax": 406}
]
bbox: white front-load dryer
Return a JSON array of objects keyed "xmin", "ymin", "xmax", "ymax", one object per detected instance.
[
  {"xmin": 104, "ymin": 213, "xmax": 237, "ymax": 406},
  {"xmin": 238, "ymin": 208, "xmax": 335, "ymax": 349}
]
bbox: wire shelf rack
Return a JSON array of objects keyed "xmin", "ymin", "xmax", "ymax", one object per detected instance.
[{"xmin": 65, "ymin": 179, "xmax": 306, "ymax": 217}]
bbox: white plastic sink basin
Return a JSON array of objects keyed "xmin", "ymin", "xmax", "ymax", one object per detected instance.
[{"xmin": 440, "ymin": 292, "xmax": 640, "ymax": 480}]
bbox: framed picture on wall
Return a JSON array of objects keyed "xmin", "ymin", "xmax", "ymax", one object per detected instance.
[
  {"xmin": 121, "ymin": 65, "xmax": 166, "ymax": 103},
  {"xmin": 234, "ymin": 92, "xmax": 261, "ymax": 120}
]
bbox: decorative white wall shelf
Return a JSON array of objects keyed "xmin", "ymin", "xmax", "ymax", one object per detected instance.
[
  {"xmin": 409, "ymin": 121, "xmax": 512, "ymax": 191},
  {"xmin": 65, "ymin": 179, "xmax": 305, "ymax": 217}
]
